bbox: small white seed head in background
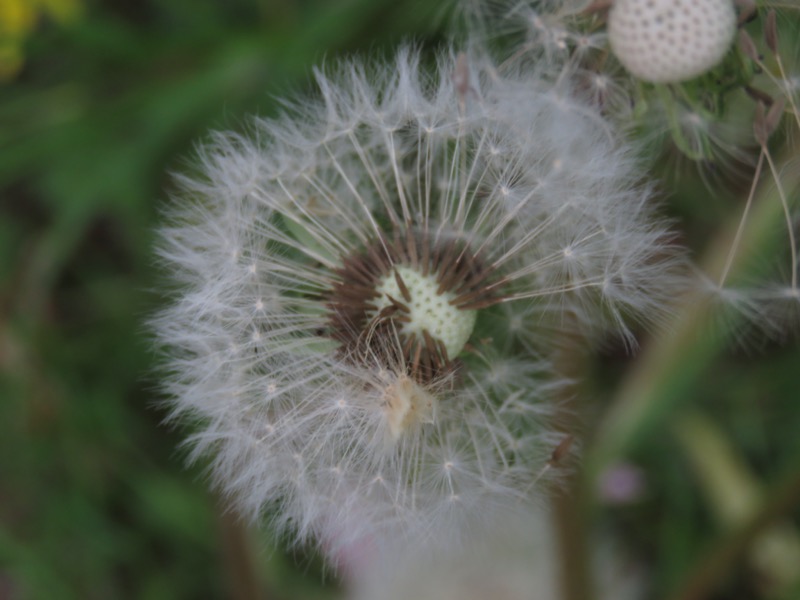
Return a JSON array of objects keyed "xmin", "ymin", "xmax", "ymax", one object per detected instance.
[{"xmin": 608, "ymin": 0, "xmax": 737, "ymax": 83}]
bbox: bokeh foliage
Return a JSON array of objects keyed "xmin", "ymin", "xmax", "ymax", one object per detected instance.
[
  {"xmin": 0, "ymin": 1, "xmax": 443, "ymax": 597},
  {"xmin": 1, "ymin": 1, "xmax": 799, "ymax": 599}
]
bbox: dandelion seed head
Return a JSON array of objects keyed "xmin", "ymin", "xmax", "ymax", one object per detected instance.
[
  {"xmin": 152, "ymin": 46, "xmax": 687, "ymax": 567},
  {"xmin": 608, "ymin": 0, "xmax": 737, "ymax": 84}
]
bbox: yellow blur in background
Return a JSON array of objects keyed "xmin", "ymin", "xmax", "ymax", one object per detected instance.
[{"xmin": 0, "ymin": 0, "xmax": 81, "ymax": 79}]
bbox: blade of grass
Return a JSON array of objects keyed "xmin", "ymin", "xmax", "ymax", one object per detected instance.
[
  {"xmin": 666, "ymin": 464, "xmax": 800, "ymax": 600},
  {"xmin": 672, "ymin": 411, "xmax": 800, "ymax": 595}
]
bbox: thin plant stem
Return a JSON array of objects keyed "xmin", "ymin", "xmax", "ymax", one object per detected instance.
[
  {"xmin": 217, "ymin": 503, "xmax": 268, "ymax": 600},
  {"xmin": 762, "ymin": 144, "xmax": 798, "ymax": 290},
  {"xmin": 772, "ymin": 54, "xmax": 800, "ymax": 131},
  {"xmin": 550, "ymin": 328, "xmax": 594, "ymax": 600},
  {"xmin": 718, "ymin": 149, "xmax": 765, "ymax": 288}
]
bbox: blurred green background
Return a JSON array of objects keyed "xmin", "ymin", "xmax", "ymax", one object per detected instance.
[
  {"xmin": 0, "ymin": 1, "xmax": 444, "ymax": 598},
  {"xmin": 1, "ymin": 1, "xmax": 799, "ymax": 599}
]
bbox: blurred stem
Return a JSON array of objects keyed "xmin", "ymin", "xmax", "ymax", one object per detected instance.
[
  {"xmin": 550, "ymin": 332, "xmax": 594, "ymax": 600},
  {"xmin": 672, "ymin": 411, "xmax": 800, "ymax": 596},
  {"xmin": 584, "ymin": 148, "xmax": 800, "ymax": 482},
  {"xmin": 552, "ymin": 473, "xmax": 593, "ymax": 600},
  {"xmin": 217, "ymin": 503, "xmax": 267, "ymax": 600}
]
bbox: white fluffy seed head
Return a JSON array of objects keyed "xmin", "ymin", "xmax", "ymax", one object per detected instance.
[
  {"xmin": 152, "ymin": 45, "xmax": 688, "ymax": 572},
  {"xmin": 608, "ymin": 0, "xmax": 737, "ymax": 83}
]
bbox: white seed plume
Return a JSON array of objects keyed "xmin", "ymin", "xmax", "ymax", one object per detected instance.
[
  {"xmin": 608, "ymin": 0, "xmax": 737, "ymax": 84},
  {"xmin": 152, "ymin": 47, "xmax": 686, "ymax": 567}
]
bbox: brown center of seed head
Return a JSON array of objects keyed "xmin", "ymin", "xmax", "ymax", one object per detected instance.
[{"xmin": 325, "ymin": 226, "xmax": 502, "ymax": 384}]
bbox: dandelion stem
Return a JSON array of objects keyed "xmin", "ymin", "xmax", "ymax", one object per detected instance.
[
  {"xmin": 217, "ymin": 503, "xmax": 268, "ymax": 600},
  {"xmin": 718, "ymin": 149, "xmax": 765, "ymax": 288},
  {"xmin": 748, "ymin": 47, "xmax": 800, "ymax": 132},
  {"xmin": 550, "ymin": 327, "xmax": 594, "ymax": 600},
  {"xmin": 762, "ymin": 145, "xmax": 798, "ymax": 289},
  {"xmin": 773, "ymin": 54, "xmax": 800, "ymax": 131}
]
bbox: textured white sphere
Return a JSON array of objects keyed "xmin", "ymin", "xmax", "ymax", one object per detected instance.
[
  {"xmin": 608, "ymin": 0, "xmax": 737, "ymax": 83},
  {"xmin": 371, "ymin": 266, "xmax": 477, "ymax": 361}
]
